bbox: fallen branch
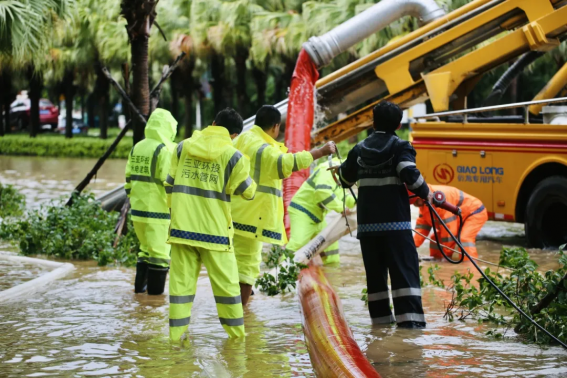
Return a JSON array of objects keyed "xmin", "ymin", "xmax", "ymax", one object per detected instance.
[
  {"xmin": 66, "ymin": 121, "xmax": 131, "ymax": 206},
  {"xmin": 101, "ymin": 67, "xmax": 147, "ymax": 124},
  {"xmin": 150, "ymin": 52, "xmax": 186, "ymax": 112},
  {"xmin": 113, "ymin": 198, "xmax": 131, "ymax": 247}
]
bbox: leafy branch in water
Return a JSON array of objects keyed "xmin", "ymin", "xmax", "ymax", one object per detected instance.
[
  {"xmin": 0, "ymin": 184, "xmax": 26, "ymax": 218},
  {"xmin": 444, "ymin": 246, "xmax": 567, "ymax": 346},
  {"xmin": 255, "ymin": 245, "xmax": 307, "ymax": 296},
  {"xmin": 0, "ymin": 193, "xmax": 139, "ymax": 267}
]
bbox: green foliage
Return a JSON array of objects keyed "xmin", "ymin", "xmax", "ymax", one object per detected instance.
[
  {"xmin": 428, "ymin": 264, "xmax": 445, "ymax": 288},
  {"xmin": 361, "ymin": 287, "xmax": 368, "ymax": 305},
  {"xmin": 0, "ymin": 134, "xmax": 132, "ymax": 159},
  {"xmin": 0, "ymin": 184, "xmax": 26, "ymax": 218},
  {"xmin": 0, "ymin": 193, "xmax": 138, "ymax": 266},
  {"xmin": 444, "ymin": 247, "xmax": 567, "ymax": 346},
  {"xmin": 255, "ymin": 245, "xmax": 307, "ymax": 296}
]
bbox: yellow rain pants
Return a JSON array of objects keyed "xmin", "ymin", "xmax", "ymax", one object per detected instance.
[
  {"xmin": 233, "ymin": 234, "xmax": 263, "ymax": 285},
  {"xmin": 134, "ymin": 221, "xmax": 171, "ymax": 268},
  {"xmin": 286, "ymin": 209, "xmax": 340, "ymax": 265},
  {"xmin": 169, "ymin": 243, "xmax": 245, "ymax": 340}
]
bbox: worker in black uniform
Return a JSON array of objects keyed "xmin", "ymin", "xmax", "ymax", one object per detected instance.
[{"xmin": 333, "ymin": 101, "xmax": 433, "ymax": 328}]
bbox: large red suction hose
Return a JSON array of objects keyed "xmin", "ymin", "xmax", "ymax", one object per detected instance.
[
  {"xmin": 283, "ymin": 49, "xmax": 320, "ymax": 238},
  {"xmin": 298, "ymin": 265, "xmax": 381, "ymax": 378}
]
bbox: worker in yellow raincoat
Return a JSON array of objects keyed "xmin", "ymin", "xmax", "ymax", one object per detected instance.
[
  {"xmin": 286, "ymin": 158, "xmax": 356, "ymax": 264},
  {"xmin": 165, "ymin": 108, "xmax": 256, "ymax": 341},
  {"xmin": 231, "ymin": 105, "xmax": 336, "ymax": 305},
  {"xmin": 125, "ymin": 108, "xmax": 177, "ymax": 295}
]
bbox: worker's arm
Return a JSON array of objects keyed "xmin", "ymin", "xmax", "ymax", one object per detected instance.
[
  {"xmin": 227, "ymin": 151, "xmax": 257, "ymax": 200},
  {"xmin": 164, "ymin": 143, "xmax": 181, "ymax": 208},
  {"xmin": 397, "ymin": 142, "xmax": 430, "ymax": 200},
  {"xmin": 124, "ymin": 147, "xmax": 133, "ymax": 198},
  {"xmin": 262, "ymin": 145, "xmax": 313, "ymax": 181},
  {"xmin": 413, "ymin": 206, "xmax": 433, "ymax": 247},
  {"xmin": 338, "ymin": 145, "xmax": 359, "ymax": 188},
  {"xmin": 156, "ymin": 144, "xmax": 174, "ymax": 184}
]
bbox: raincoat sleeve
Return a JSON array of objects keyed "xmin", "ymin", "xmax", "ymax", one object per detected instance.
[
  {"xmin": 164, "ymin": 144, "xmax": 180, "ymax": 208},
  {"xmin": 263, "ymin": 146, "xmax": 313, "ymax": 180},
  {"xmin": 156, "ymin": 145, "xmax": 174, "ymax": 183},
  {"xmin": 125, "ymin": 148, "xmax": 133, "ymax": 198},
  {"xmin": 226, "ymin": 152, "xmax": 257, "ymax": 200},
  {"xmin": 414, "ymin": 206, "xmax": 433, "ymax": 247},
  {"xmin": 397, "ymin": 141, "xmax": 430, "ymax": 200},
  {"xmin": 338, "ymin": 145, "xmax": 359, "ymax": 188}
]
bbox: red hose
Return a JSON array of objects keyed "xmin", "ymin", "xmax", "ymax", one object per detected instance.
[
  {"xmin": 283, "ymin": 48, "xmax": 320, "ymax": 238},
  {"xmin": 298, "ymin": 265, "xmax": 381, "ymax": 378}
]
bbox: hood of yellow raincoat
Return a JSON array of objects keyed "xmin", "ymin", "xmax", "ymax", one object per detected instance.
[
  {"xmin": 144, "ymin": 108, "xmax": 177, "ymax": 144},
  {"xmin": 184, "ymin": 126, "xmax": 233, "ymax": 161}
]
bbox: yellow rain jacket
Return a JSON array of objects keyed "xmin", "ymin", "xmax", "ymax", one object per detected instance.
[
  {"xmin": 164, "ymin": 126, "xmax": 256, "ymax": 252},
  {"xmin": 125, "ymin": 108, "xmax": 177, "ymax": 224},
  {"xmin": 231, "ymin": 126, "xmax": 313, "ymax": 245},
  {"xmin": 290, "ymin": 158, "xmax": 356, "ymax": 223}
]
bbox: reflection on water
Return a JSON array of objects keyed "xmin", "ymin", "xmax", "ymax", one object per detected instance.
[
  {"xmin": 0, "ymin": 156, "xmax": 126, "ymax": 206},
  {"xmin": 1, "ymin": 156, "xmax": 566, "ymax": 377}
]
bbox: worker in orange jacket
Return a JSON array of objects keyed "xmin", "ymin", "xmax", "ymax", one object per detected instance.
[{"xmin": 413, "ymin": 185, "xmax": 488, "ymax": 260}]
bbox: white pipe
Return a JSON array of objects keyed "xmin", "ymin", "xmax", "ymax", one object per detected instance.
[
  {"xmin": 0, "ymin": 253, "xmax": 74, "ymax": 303},
  {"xmin": 303, "ymin": 0, "xmax": 445, "ymax": 67}
]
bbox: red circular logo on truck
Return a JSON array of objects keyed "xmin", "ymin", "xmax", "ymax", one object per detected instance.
[{"xmin": 433, "ymin": 164, "xmax": 454, "ymax": 184}]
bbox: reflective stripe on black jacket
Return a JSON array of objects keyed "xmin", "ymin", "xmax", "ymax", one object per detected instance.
[{"xmin": 338, "ymin": 131, "xmax": 430, "ymax": 238}]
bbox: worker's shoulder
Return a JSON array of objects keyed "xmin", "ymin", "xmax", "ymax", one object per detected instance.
[{"xmin": 394, "ymin": 137, "xmax": 416, "ymax": 153}]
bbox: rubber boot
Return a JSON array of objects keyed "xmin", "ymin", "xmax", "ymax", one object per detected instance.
[
  {"xmin": 397, "ymin": 321, "xmax": 426, "ymax": 329},
  {"xmin": 147, "ymin": 264, "xmax": 168, "ymax": 295},
  {"xmin": 134, "ymin": 261, "xmax": 148, "ymax": 293}
]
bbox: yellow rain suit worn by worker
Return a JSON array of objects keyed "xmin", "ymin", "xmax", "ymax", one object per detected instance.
[
  {"xmin": 165, "ymin": 126, "xmax": 256, "ymax": 340},
  {"xmin": 125, "ymin": 108, "xmax": 177, "ymax": 295},
  {"xmin": 231, "ymin": 125, "xmax": 313, "ymax": 286},
  {"xmin": 287, "ymin": 158, "xmax": 356, "ymax": 264}
]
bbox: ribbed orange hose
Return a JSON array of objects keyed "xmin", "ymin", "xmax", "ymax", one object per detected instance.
[{"xmin": 298, "ymin": 265, "xmax": 381, "ymax": 378}]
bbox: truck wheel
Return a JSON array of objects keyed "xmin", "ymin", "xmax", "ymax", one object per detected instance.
[{"xmin": 525, "ymin": 176, "xmax": 567, "ymax": 248}]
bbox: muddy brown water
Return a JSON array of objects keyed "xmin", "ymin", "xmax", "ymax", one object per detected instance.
[{"xmin": 1, "ymin": 156, "xmax": 566, "ymax": 377}]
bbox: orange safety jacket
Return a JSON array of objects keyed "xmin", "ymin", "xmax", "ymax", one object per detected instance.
[{"xmin": 414, "ymin": 185, "xmax": 487, "ymax": 259}]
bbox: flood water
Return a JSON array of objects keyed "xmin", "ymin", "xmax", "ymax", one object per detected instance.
[{"xmin": 1, "ymin": 155, "xmax": 566, "ymax": 377}]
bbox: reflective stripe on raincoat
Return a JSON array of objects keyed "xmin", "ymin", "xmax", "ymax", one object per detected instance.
[
  {"xmin": 125, "ymin": 108, "xmax": 177, "ymax": 225},
  {"xmin": 231, "ymin": 125, "xmax": 313, "ymax": 245},
  {"xmin": 165, "ymin": 126, "xmax": 256, "ymax": 252},
  {"xmin": 290, "ymin": 158, "xmax": 356, "ymax": 223}
]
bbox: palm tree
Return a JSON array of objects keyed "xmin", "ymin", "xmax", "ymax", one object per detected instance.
[
  {"xmin": 0, "ymin": 0, "xmax": 74, "ymax": 137},
  {"xmin": 121, "ymin": 0, "xmax": 160, "ymax": 144}
]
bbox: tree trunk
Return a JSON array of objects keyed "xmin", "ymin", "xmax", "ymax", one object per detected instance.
[
  {"xmin": 235, "ymin": 48, "xmax": 250, "ymax": 116},
  {"xmin": 64, "ymin": 69, "xmax": 75, "ymax": 139},
  {"xmin": 252, "ymin": 63, "xmax": 267, "ymax": 109},
  {"xmin": 181, "ymin": 59, "xmax": 195, "ymax": 139},
  {"xmin": 184, "ymin": 90, "xmax": 193, "ymax": 140},
  {"xmin": 87, "ymin": 94, "xmax": 96, "ymax": 130},
  {"xmin": 131, "ymin": 36, "xmax": 150, "ymax": 144},
  {"xmin": 211, "ymin": 52, "xmax": 227, "ymax": 114},
  {"xmin": 28, "ymin": 66, "xmax": 42, "ymax": 138}
]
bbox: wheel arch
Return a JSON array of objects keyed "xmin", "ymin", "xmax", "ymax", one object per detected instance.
[{"xmin": 515, "ymin": 159, "xmax": 567, "ymax": 223}]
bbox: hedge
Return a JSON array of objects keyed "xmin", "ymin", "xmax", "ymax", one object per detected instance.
[{"xmin": 0, "ymin": 134, "xmax": 132, "ymax": 159}]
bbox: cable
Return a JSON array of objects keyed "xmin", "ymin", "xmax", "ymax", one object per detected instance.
[
  {"xmin": 333, "ymin": 144, "xmax": 356, "ymax": 236},
  {"xmin": 424, "ymin": 201, "xmax": 567, "ymax": 349},
  {"xmin": 412, "ymin": 229, "xmax": 506, "ymax": 269}
]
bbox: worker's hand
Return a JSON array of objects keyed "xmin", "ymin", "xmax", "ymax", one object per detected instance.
[
  {"xmin": 320, "ymin": 141, "xmax": 336, "ymax": 157},
  {"xmin": 451, "ymin": 252, "xmax": 461, "ymax": 261},
  {"xmin": 426, "ymin": 191, "xmax": 434, "ymax": 203},
  {"xmin": 343, "ymin": 208, "xmax": 353, "ymax": 216}
]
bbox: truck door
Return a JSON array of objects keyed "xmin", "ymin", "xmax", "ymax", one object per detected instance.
[{"xmin": 424, "ymin": 151, "xmax": 493, "ymax": 216}]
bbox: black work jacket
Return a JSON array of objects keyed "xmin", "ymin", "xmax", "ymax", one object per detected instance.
[{"xmin": 339, "ymin": 131, "xmax": 430, "ymax": 238}]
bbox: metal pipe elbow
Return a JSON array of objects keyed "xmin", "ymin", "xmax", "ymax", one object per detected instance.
[{"xmin": 303, "ymin": 0, "xmax": 445, "ymax": 68}]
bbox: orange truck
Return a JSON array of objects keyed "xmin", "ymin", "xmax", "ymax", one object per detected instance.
[{"xmin": 411, "ymin": 103, "xmax": 567, "ymax": 248}]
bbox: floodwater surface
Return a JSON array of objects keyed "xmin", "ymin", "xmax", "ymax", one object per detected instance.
[{"xmin": 1, "ymin": 156, "xmax": 567, "ymax": 377}]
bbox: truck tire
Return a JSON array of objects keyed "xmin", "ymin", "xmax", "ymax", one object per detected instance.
[{"xmin": 525, "ymin": 176, "xmax": 567, "ymax": 248}]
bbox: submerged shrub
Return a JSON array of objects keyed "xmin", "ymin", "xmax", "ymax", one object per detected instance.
[
  {"xmin": 0, "ymin": 184, "xmax": 26, "ymax": 218},
  {"xmin": 0, "ymin": 193, "xmax": 138, "ymax": 267},
  {"xmin": 444, "ymin": 246, "xmax": 567, "ymax": 346}
]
